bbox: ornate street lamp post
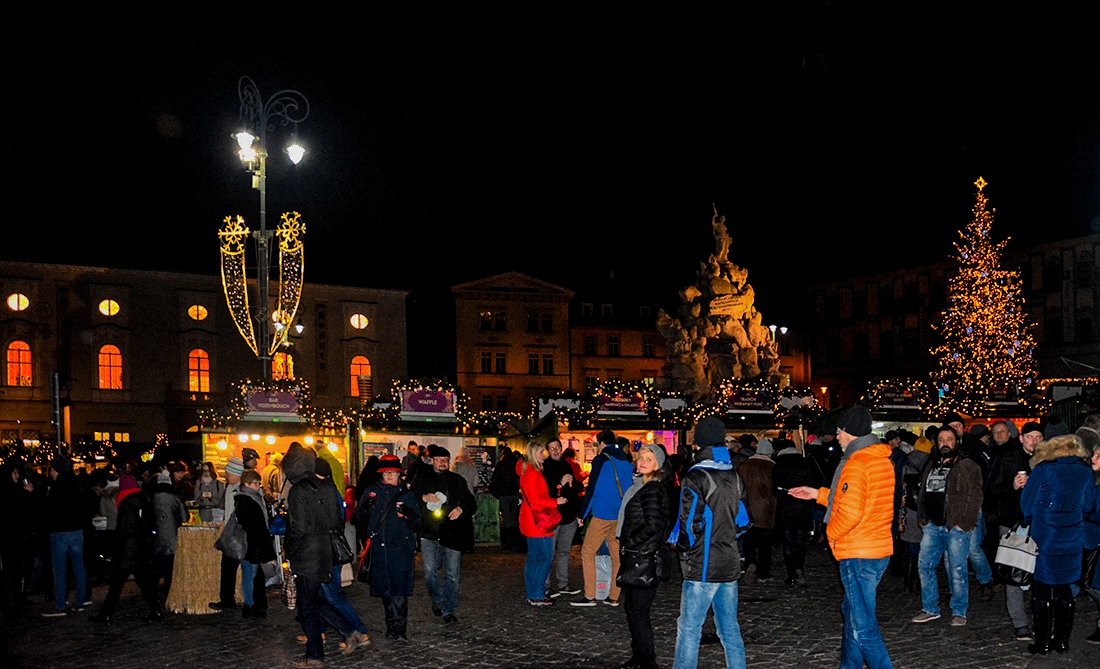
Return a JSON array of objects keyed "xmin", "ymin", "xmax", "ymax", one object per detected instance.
[{"xmin": 219, "ymin": 76, "xmax": 309, "ymax": 380}]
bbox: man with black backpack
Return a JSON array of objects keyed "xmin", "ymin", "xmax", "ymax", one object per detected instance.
[{"xmin": 670, "ymin": 416, "xmax": 749, "ymax": 669}]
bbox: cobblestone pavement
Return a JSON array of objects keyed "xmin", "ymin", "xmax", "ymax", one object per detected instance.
[{"xmin": 2, "ymin": 542, "xmax": 1096, "ymax": 668}]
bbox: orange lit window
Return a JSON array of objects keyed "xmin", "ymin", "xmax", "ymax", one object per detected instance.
[
  {"xmin": 188, "ymin": 304, "xmax": 208, "ymax": 321},
  {"xmin": 272, "ymin": 352, "xmax": 294, "ymax": 380},
  {"xmin": 350, "ymin": 355, "xmax": 371, "ymax": 395},
  {"xmin": 188, "ymin": 349, "xmax": 210, "ymax": 392},
  {"xmin": 98, "ymin": 345, "xmax": 123, "ymax": 389},
  {"xmin": 7, "ymin": 341, "xmax": 31, "ymax": 386},
  {"xmin": 350, "ymin": 314, "xmax": 369, "ymax": 329}
]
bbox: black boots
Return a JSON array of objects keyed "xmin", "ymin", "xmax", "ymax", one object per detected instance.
[
  {"xmin": 141, "ymin": 608, "xmax": 164, "ymax": 622},
  {"xmin": 904, "ymin": 553, "xmax": 918, "ymax": 593},
  {"xmin": 1028, "ymin": 599, "xmax": 1052, "ymax": 655},
  {"xmin": 1052, "ymin": 597, "xmax": 1075, "ymax": 654},
  {"xmin": 89, "ymin": 612, "xmax": 113, "ymax": 625}
]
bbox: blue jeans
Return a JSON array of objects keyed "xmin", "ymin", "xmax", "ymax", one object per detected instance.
[
  {"xmin": 421, "ymin": 538, "xmax": 461, "ymax": 616},
  {"xmin": 839, "ymin": 557, "xmax": 892, "ymax": 669},
  {"xmin": 967, "ymin": 511, "xmax": 993, "ymax": 585},
  {"xmin": 918, "ymin": 523, "xmax": 971, "ymax": 617},
  {"xmin": 49, "ymin": 530, "xmax": 87, "ymax": 612},
  {"xmin": 524, "ymin": 536, "xmax": 553, "ymax": 599},
  {"xmin": 240, "ymin": 560, "xmax": 257, "ymax": 606},
  {"xmin": 673, "ymin": 580, "xmax": 746, "ymax": 669},
  {"xmin": 321, "ymin": 564, "xmax": 366, "ymax": 635}
]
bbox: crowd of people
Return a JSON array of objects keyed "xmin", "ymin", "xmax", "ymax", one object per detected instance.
[{"xmin": 4, "ymin": 409, "xmax": 1100, "ymax": 668}]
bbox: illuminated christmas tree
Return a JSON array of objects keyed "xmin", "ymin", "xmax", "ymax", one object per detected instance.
[{"xmin": 931, "ymin": 177, "xmax": 1037, "ymax": 414}]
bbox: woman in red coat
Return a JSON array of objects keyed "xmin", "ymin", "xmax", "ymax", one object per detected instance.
[{"xmin": 518, "ymin": 441, "xmax": 566, "ymax": 605}]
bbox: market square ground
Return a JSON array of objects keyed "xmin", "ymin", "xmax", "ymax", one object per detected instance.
[{"xmin": 1, "ymin": 544, "xmax": 1093, "ymax": 668}]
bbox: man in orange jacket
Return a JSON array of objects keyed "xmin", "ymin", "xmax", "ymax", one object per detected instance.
[{"xmin": 791, "ymin": 405, "xmax": 894, "ymax": 669}]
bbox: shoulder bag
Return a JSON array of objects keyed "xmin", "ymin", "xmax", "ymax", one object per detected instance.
[{"xmin": 995, "ymin": 524, "xmax": 1037, "ymax": 587}]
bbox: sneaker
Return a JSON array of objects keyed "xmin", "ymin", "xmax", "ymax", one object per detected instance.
[
  {"xmin": 82, "ymin": 600, "xmax": 94, "ymax": 606},
  {"xmin": 1015, "ymin": 627, "xmax": 1034, "ymax": 641},
  {"xmin": 558, "ymin": 587, "xmax": 582, "ymax": 596},
  {"xmin": 341, "ymin": 630, "xmax": 369, "ymax": 656},
  {"xmin": 950, "ymin": 616, "xmax": 967, "ymax": 627},
  {"xmin": 41, "ymin": 609, "xmax": 68, "ymax": 618},
  {"xmin": 602, "ymin": 598, "xmax": 619, "ymax": 607},
  {"xmin": 911, "ymin": 611, "xmax": 940, "ymax": 623},
  {"xmin": 443, "ymin": 614, "xmax": 458, "ymax": 624},
  {"xmin": 548, "ymin": 590, "xmax": 563, "ymax": 598},
  {"xmin": 527, "ymin": 598, "xmax": 553, "ymax": 606},
  {"xmin": 431, "ymin": 602, "xmax": 443, "ymax": 617},
  {"xmin": 571, "ymin": 597, "xmax": 597, "ymax": 607},
  {"xmin": 1086, "ymin": 625, "xmax": 1100, "ymax": 644}
]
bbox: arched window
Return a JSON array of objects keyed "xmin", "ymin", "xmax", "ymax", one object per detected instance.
[
  {"xmin": 272, "ymin": 352, "xmax": 294, "ymax": 380},
  {"xmin": 188, "ymin": 349, "xmax": 210, "ymax": 392},
  {"xmin": 6, "ymin": 341, "xmax": 31, "ymax": 386},
  {"xmin": 350, "ymin": 355, "xmax": 371, "ymax": 396},
  {"xmin": 99, "ymin": 345, "xmax": 123, "ymax": 389}
]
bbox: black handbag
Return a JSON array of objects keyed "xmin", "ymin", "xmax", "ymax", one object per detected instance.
[
  {"xmin": 331, "ymin": 530, "xmax": 354, "ymax": 565},
  {"xmin": 1080, "ymin": 547, "xmax": 1099, "ymax": 590},
  {"xmin": 617, "ymin": 548, "xmax": 659, "ymax": 589}
]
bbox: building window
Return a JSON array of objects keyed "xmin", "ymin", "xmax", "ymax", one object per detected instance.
[
  {"xmin": 187, "ymin": 304, "xmax": 208, "ymax": 321},
  {"xmin": 779, "ymin": 340, "xmax": 792, "ymax": 356},
  {"xmin": 98, "ymin": 299, "xmax": 120, "ymax": 317},
  {"xmin": 6, "ymin": 294, "xmax": 29, "ymax": 312},
  {"xmin": 94, "ymin": 431, "xmax": 130, "ymax": 443},
  {"xmin": 496, "ymin": 394, "xmax": 508, "ymax": 412},
  {"xmin": 543, "ymin": 354, "xmax": 554, "ymax": 375},
  {"xmin": 350, "ymin": 314, "xmax": 369, "ymax": 329},
  {"xmin": 585, "ymin": 375, "xmax": 599, "ymax": 392},
  {"xmin": 7, "ymin": 341, "xmax": 31, "ymax": 386},
  {"xmin": 495, "ymin": 352, "xmax": 506, "ymax": 374},
  {"xmin": 98, "ymin": 345, "xmax": 123, "ymax": 389},
  {"xmin": 642, "ymin": 335, "xmax": 655, "ymax": 357},
  {"xmin": 482, "ymin": 394, "xmax": 494, "ymax": 410},
  {"xmin": 639, "ymin": 306, "xmax": 651, "ymax": 319},
  {"xmin": 583, "ymin": 335, "xmax": 597, "ymax": 355},
  {"xmin": 581, "ymin": 303, "xmax": 594, "ymax": 317},
  {"xmin": 272, "ymin": 352, "xmax": 294, "ymax": 380},
  {"xmin": 527, "ymin": 313, "xmax": 540, "ymax": 332},
  {"xmin": 480, "ymin": 351, "xmax": 492, "ymax": 373},
  {"xmin": 601, "ymin": 304, "xmax": 613, "ymax": 317},
  {"xmin": 494, "ymin": 312, "xmax": 507, "ymax": 331},
  {"xmin": 188, "ymin": 349, "xmax": 210, "ymax": 392},
  {"xmin": 350, "ymin": 355, "xmax": 371, "ymax": 396},
  {"xmin": 528, "ymin": 353, "xmax": 540, "ymax": 375},
  {"xmin": 542, "ymin": 314, "xmax": 553, "ymax": 332},
  {"xmin": 607, "ymin": 335, "xmax": 621, "ymax": 357},
  {"xmin": 479, "ymin": 311, "xmax": 493, "ymax": 331}
]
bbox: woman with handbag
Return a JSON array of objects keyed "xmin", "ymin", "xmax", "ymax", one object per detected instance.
[
  {"xmin": 518, "ymin": 441, "xmax": 565, "ymax": 606},
  {"xmin": 1020, "ymin": 433, "xmax": 1093, "ymax": 655},
  {"xmin": 352, "ymin": 454, "xmax": 420, "ymax": 640},
  {"xmin": 615, "ymin": 443, "xmax": 671, "ymax": 669}
]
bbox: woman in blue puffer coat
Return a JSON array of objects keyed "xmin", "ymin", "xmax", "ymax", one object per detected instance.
[{"xmin": 1020, "ymin": 433, "xmax": 1093, "ymax": 655}]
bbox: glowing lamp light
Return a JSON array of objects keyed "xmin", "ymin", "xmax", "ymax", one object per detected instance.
[
  {"xmin": 235, "ymin": 131, "xmax": 255, "ymax": 151},
  {"xmin": 304, "ymin": 436, "xmax": 315, "ymax": 446},
  {"xmin": 327, "ymin": 443, "xmax": 338, "ymax": 453},
  {"xmin": 239, "ymin": 146, "xmax": 258, "ymax": 163},
  {"xmin": 239, "ymin": 434, "xmax": 250, "ymax": 442},
  {"xmin": 252, "ymin": 434, "xmax": 261, "ymax": 442},
  {"xmin": 217, "ymin": 440, "xmax": 228, "ymax": 451},
  {"xmin": 287, "ymin": 142, "xmax": 305, "ymax": 165},
  {"xmin": 266, "ymin": 435, "xmax": 277, "ymax": 445},
  {"xmin": 434, "ymin": 508, "xmax": 443, "ymax": 518}
]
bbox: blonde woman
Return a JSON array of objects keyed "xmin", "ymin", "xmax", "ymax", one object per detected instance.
[{"xmin": 518, "ymin": 441, "xmax": 566, "ymax": 605}]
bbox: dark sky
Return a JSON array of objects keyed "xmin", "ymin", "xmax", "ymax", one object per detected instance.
[{"xmin": 5, "ymin": 13, "xmax": 1100, "ymax": 327}]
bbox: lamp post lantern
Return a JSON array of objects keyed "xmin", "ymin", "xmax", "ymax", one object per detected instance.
[{"xmin": 219, "ymin": 76, "xmax": 310, "ymax": 380}]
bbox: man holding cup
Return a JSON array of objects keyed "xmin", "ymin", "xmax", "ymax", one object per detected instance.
[{"xmin": 986, "ymin": 421, "xmax": 1043, "ymax": 641}]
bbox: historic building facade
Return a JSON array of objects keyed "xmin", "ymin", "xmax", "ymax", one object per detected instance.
[{"xmin": 0, "ymin": 261, "xmax": 408, "ymax": 453}]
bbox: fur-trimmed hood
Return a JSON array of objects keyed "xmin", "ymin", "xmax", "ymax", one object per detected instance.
[{"xmin": 1029, "ymin": 434, "xmax": 1089, "ymax": 469}]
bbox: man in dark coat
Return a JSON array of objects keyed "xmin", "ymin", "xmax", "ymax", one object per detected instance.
[
  {"xmin": 410, "ymin": 445, "xmax": 477, "ymax": 623},
  {"xmin": 89, "ymin": 481, "xmax": 161, "ymax": 624},
  {"xmin": 43, "ymin": 456, "xmax": 91, "ymax": 617},
  {"xmin": 771, "ymin": 440, "xmax": 814, "ymax": 585},
  {"xmin": 489, "ymin": 447, "xmax": 522, "ymax": 551},
  {"xmin": 543, "ymin": 438, "xmax": 582, "ymax": 597},
  {"xmin": 285, "ymin": 445, "xmax": 345, "ymax": 668}
]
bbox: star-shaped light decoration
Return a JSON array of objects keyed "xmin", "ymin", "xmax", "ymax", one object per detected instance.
[{"xmin": 975, "ymin": 176, "xmax": 988, "ymax": 191}]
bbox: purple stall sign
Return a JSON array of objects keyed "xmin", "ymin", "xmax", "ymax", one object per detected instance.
[
  {"xmin": 247, "ymin": 389, "xmax": 300, "ymax": 418},
  {"xmin": 598, "ymin": 391, "xmax": 646, "ymax": 416},
  {"xmin": 400, "ymin": 389, "xmax": 456, "ymax": 420}
]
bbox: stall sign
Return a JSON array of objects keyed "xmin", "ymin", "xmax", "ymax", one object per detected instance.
[
  {"xmin": 726, "ymin": 390, "xmax": 772, "ymax": 415},
  {"xmin": 877, "ymin": 385, "xmax": 922, "ymax": 410},
  {"xmin": 247, "ymin": 389, "xmax": 301, "ymax": 420},
  {"xmin": 400, "ymin": 389, "xmax": 457, "ymax": 421},
  {"xmin": 983, "ymin": 384, "xmax": 1020, "ymax": 406},
  {"xmin": 598, "ymin": 390, "xmax": 646, "ymax": 416}
]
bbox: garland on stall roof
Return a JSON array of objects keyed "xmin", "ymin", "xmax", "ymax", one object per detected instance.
[
  {"xmin": 860, "ymin": 377, "xmax": 938, "ymax": 412},
  {"xmin": 196, "ymin": 378, "xmax": 312, "ymax": 430}
]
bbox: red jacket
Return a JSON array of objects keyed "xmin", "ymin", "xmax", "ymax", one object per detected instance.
[
  {"xmin": 518, "ymin": 460, "xmax": 558, "ymax": 538},
  {"xmin": 814, "ymin": 441, "xmax": 894, "ymax": 560}
]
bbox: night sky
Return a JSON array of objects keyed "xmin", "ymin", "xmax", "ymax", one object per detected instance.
[{"xmin": 5, "ymin": 14, "xmax": 1100, "ymax": 328}]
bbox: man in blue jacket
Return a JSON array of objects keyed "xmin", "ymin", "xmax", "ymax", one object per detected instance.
[{"xmin": 571, "ymin": 429, "xmax": 634, "ymax": 607}]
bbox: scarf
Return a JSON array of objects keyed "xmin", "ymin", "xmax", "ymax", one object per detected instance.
[
  {"xmin": 616, "ymin": 473, "xmax": 644, "ymax": 537},
  {"xmin": 823, "ymin": 433, "xmax": 878, "ymax": 524}
]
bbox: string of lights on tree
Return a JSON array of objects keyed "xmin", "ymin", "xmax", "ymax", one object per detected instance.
[
  {"xmin": 861, "ymin": 377, "xmax": 939, "ymax": 412},
  {"xmin": 930, "ymin": 177, "xmax": 1041, "ymax": 416}
]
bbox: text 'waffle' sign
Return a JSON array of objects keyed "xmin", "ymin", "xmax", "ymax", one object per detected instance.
[{"xmin": 400, "ymin": 389, "xmax": 457, "ymax": 421}]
